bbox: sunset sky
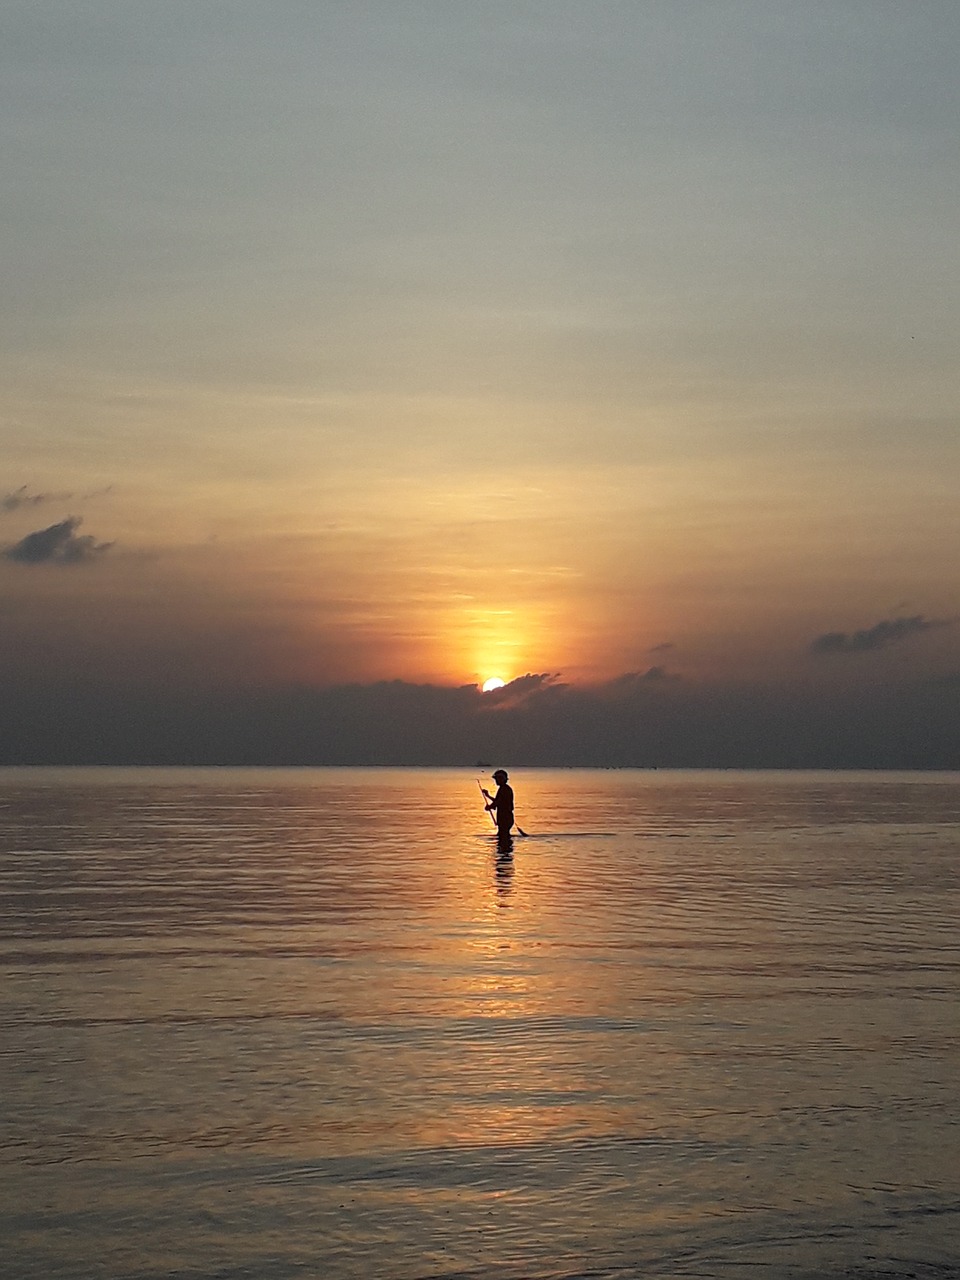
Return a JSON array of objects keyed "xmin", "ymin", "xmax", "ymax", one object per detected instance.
[{"xmin": 2, "ymin": 2, "xmax": 959, "ymax": 764}]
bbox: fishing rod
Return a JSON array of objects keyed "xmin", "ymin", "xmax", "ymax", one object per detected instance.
[{"xmin": 477, "ymin": 778, "xmax": 496, "ymax": 828}]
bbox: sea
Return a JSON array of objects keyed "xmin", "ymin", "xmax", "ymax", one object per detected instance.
[{"xmin": 1, "ymin": 767, "xmax": 958, "ymax": 1280}]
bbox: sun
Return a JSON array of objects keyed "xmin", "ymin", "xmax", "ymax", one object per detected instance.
[{"xmin": 481, "ymin": 676, "xmax": 506, "ymax": 693}]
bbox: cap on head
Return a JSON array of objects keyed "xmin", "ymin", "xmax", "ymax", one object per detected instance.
[{"xmin": 492, "ymin": 769, "xmax": 508, "ymax": 782}]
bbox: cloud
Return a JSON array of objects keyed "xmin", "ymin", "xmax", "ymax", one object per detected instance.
[
  {"xmin": 2, "ymin": 485, "xmax": 112, "ymax": 513},
  {"xmin": 648, "ymin": 641, "xmax": 675, "ymax": 653},
  {"xmin": 480, "ymin": 672, "xmax": 562, "ymax": 708},
  {"xmin": 607, "ymin": 666, "xmax": 680, "ymax": 690},
  {"xmin": 928, "ymin": 671, "xmax": 960, "ymax": 688},
  {"xmin": 2, "ymin": 667, "xmax": 960, "ymax": 768},
  {"xmin": 810, "ymin": 615, "xmax": 953, "ymax": 656},
  {"xmin": 636, "ymin": 664, "xmax": 675, "ymax": 682},
  {"xmin": 2, "ymin": 486, "xmax": 70, "ymax": 513},
  {"xmin": 3, "ymin": 517, "xmax": 113, "ymax": 566}
]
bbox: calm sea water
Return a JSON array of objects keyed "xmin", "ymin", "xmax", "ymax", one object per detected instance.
[{"xmin": 1, "ymin": 767, "xmax": 958, "ymax": 1280}]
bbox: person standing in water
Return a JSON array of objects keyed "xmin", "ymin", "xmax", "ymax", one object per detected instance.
[{"xmin": 482, "ymin": 769, "xmax": 515, "ymax": 839}]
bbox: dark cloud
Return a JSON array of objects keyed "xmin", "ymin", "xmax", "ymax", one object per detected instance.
[
  {"xmin": 648, "ymin": 641, "xmax": 675, "ymax": 653},
  {"xmin": 607, "ymin": 666, "xmax": 680, "ymax": 691},
  {"xmin": 2, "ymin": 666, "xmax": 960, "ymax": 767},
  {"xmin": 481, "ymin": 673, "xmax": 561, "ymax": 707},
  {"xmin": 636, "ymin": 665, "xmax": 675, "ymax": 682},
  {"xmin": 3, "ymin": 517, "xmax": 113, "ymax": 565},
  {"xmin": 810, "ymin": 615, "xmax": 952, "ymax": 656},
  {"xmin": 928, "ymin": 671, "xmax": 960, "ymax": 688}
]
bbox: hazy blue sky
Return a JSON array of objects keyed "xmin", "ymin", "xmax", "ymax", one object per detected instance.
[{"xmin": 2, "ymin": 2, "xmax": 958, "ymax": 763}]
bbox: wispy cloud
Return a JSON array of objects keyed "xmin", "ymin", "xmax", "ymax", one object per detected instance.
[
  {"xmin": 2, "ymin": 486, "xmax": 71, "ymax": 513},
  {"xmin": 810, "ymin": 615, "xmax": 953, "ymax": 656},
  {"xmin": 3, "ymin": 517, "xmax": 113, "ymax": 566},
  {"xmin": 2, "ymin": 485, "xmax": 113, "ymax": 513}
]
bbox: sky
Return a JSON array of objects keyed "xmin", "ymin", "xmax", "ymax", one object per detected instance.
[{"xmin": 2, "ymin": 1, "xmax": 959, "ymax": 765}]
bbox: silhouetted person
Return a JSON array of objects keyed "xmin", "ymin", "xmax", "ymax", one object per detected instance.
[{"xmin": 482, "ymin": 769, "xmax": 515, "ymax": 839}]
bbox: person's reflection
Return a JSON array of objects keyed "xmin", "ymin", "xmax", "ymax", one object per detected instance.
[{"xmin": 494, "ymin": 836, "xmax": 514, "ymax": 904}]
